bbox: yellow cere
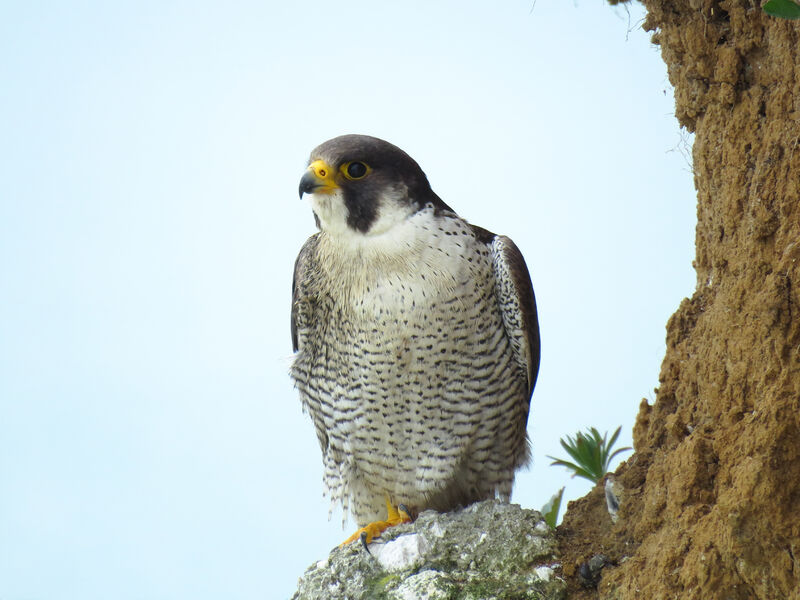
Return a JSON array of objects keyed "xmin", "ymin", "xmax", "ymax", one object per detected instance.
[{"xmin": 306, "ymin": 159, "xmax": 339, "ymax": 193}]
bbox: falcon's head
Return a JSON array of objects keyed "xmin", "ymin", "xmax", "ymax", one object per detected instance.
[{"xmin": 298, "ymin": 134, "xmax": 452, "ymax": 237}]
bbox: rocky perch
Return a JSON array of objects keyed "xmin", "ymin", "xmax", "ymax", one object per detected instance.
[{"xmin": 291, "ymin": 500, "xmax": 565, "ymax": 600}]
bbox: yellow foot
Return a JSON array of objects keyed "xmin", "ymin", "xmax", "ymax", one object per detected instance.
[{"xmin": 340, "ymin": 496, "xmax": 413, "ymax": 547}]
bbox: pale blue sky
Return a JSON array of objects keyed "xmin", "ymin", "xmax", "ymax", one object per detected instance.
[{"xmin": 0, "ymin": 1, "xmax": 695, "ymax": 598}]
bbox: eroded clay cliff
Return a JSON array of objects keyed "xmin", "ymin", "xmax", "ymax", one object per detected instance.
[{"xmin": 559, "ymin": 2, "xmax": 800, "ymax": 598}]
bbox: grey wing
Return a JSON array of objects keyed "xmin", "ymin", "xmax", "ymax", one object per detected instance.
[
  {"xmin": 291, "ymin": 233, "xmax": 319, "ymax": 353},
  {"xmin": 490, "ymin": 235, "xmax": 541, "ymax": 400},
  {"xmin": 290, "ymin": 234, "xmax": 331, "ymax": 455}
]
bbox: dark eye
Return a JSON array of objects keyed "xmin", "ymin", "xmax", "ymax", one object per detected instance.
[{"xmin": 345, "ymin": 161, "xmax": 368, "ymax": 179}]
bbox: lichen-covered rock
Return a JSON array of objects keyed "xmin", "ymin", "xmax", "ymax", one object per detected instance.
[{"xmin": 291, "ymin": 500, "xmax": 565, "ymax": 600}]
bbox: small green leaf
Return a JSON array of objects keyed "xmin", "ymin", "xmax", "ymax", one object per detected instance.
[
  {"xmin": 607, "ymin": 426, "xmax": 622, "ymax": 450},
  {"xmin": 763, "ymin": 0, "xmax": 800, "ymax": 19},
  {"xmin": 546, "ymin": 456, "xmax": 598, "ymax": 483},
  {"xmin": 541, "ymin": 487, "xmax": 565, "ymax": 530}
]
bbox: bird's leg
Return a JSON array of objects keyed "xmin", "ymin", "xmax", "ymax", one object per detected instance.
[{"xmin": 340, "ymin": 495, "xmax": 413, "ymax": 547}]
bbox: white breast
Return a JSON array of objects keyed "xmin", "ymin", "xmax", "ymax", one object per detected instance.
[{"xmin": 314, "ymin": 205, "xmax": 488, "ymax": 314}]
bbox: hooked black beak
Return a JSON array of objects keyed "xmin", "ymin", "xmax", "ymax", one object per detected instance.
[{"xmin": 299, "ymin": 170, "xmax": 320, "ymax": 199}]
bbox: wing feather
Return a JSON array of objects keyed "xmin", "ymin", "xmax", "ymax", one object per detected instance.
[
  {"xmin": 291, "ymin": 233, "xmax": 319, "ymax": 353},
  {"xmin": 489, "ymin": 234, "xmax": 541, "ymax": 399},
  {"xmin": 290, "ymin": 233, "xmax": 330, "ymax": 455}
]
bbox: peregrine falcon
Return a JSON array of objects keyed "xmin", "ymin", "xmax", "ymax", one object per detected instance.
[{"xmin": 291, "ymin": 134, "xmax": 540, "ymax": 543}]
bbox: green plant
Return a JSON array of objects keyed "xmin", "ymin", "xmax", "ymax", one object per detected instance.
[
  {"xmin": 547, "ymin": 426, "xmax": 632, "ymax": 484},
  {"xmin": 541, "ymin": 487, "xmax": 564, "ymax": 530},
  {"xmin": 762, "ymin": 0, "xmax": 800, "ymax": 19}
]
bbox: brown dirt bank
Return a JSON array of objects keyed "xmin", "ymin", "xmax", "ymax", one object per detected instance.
[{"xmin": 557, "ymin": 1, "xmax": 800, "ymax": 598}]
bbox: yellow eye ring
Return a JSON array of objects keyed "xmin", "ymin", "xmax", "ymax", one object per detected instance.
[{"xmin": 341, "ymin": 161, "xmax": 371, "ymax": 180}]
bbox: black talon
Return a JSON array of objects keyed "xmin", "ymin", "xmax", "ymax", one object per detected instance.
[
  {"xmin": 360, "ymin": 531, "xmax": 371, "ymax": 554},
  {"xmin": 398, "ymin": 504, "xmax": 412, "ymax": 520}
]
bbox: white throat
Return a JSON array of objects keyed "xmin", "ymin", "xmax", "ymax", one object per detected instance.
[
  {"xmin": 308, "ymin": 189, "xmax": 352, "ymax": 238},
  {"xmin": 308, "ymin": 185, "xmax": 416, "ymax": 244}
]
